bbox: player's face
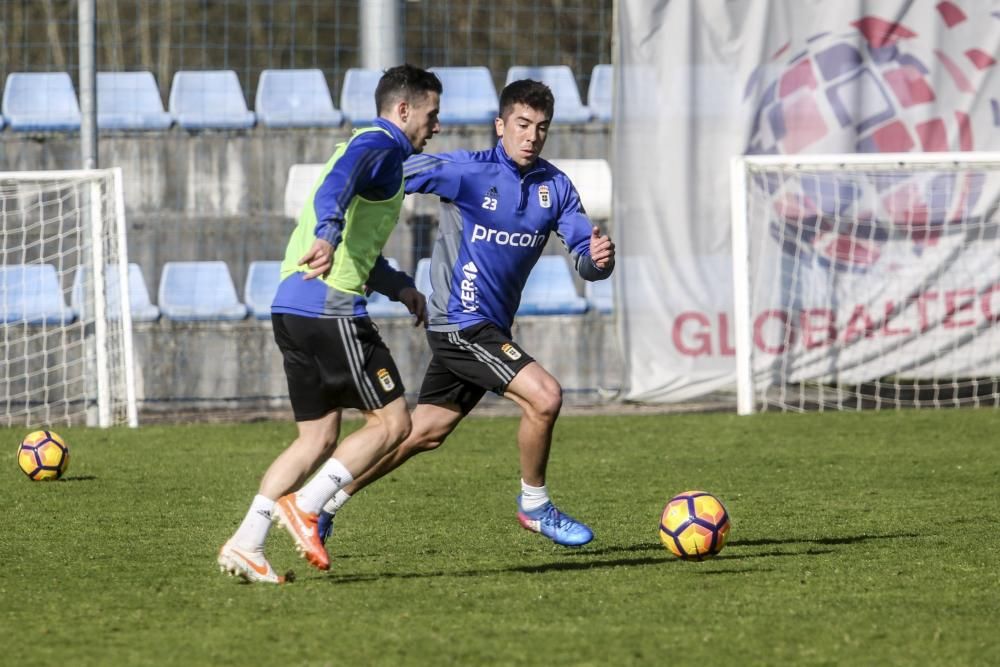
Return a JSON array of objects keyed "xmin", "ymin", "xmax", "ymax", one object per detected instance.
[
  {"xmin": 400, "ymin": 92, "xmax": 441, "ymax": 153},
  {"xmin": 496, "ymin": 103, "xmax": 550, "ymax": 170}
]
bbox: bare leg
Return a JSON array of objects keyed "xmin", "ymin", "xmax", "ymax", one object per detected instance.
[
  {"xmin": 342, "ymin": 402, "xmax": 465, "ymax": 495},
  {"xmin": 502, "ymin": 362, "xmax": 563, "ymax": 487},
  {"xmin": 331, "ymin": 395, "xmax": 413, "ymax": 477},
  {"xmin": 259, "ymin": 409, "xmax": 341, "ymax": 499}
]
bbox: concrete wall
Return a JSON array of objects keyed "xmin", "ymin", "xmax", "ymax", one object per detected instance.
[{"xmin": 134, "ymin": 312, "xmax": 622, "ymax": 418}]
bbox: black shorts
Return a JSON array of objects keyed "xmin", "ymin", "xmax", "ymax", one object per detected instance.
[
  {"xmin": 418, "ymin": 321, "xmax": 535, "ymax": 414},
  {"xmin": 272, "ymin": 313, "xmax": 406, "ymax": 421}
]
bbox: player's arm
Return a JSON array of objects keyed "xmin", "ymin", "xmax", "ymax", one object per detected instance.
[
  {"xmin": 300, "ymin": 137, "xmax": 398, "ymax": 280},
  {"xmin": 366, "ymin": 255, "xmax": 415, "ymax": 300},
  {"xmin": 402, "ymin": 151, "xmax": 465, "ymax": 200},
  {"xmin": 367, "ymin": 256, "xmax": 426, "ymax": 326},
  {"xmin": 555, "ymin": 178, "xmax": 615, "ymax": 281}
]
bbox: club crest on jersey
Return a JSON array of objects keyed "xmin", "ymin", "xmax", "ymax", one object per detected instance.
[
  {"xmin": 501, "ymin": 343, "xmax": 522, "ymax": 360},
  {"xmin": 376, "ymin": 368, "xmax": 396, "ymax": 392},
  {"xmin": 538, "ymin": 185, "xmax": 551, "ymax": 209}
]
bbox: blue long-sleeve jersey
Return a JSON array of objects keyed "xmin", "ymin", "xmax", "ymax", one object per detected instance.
[
  {"xmin": 272, "ymin": 118, "xmax": 416, "ymax": 318},
  {"xmin": 404, "ymin": 141, "xmax": 613, "ymax": 334}
]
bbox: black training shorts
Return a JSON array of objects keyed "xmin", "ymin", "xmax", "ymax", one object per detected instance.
[
  {"xmin": 418, "ymin": 321, "xmax": 535, "ymax": 414},
  {"xmin": 272, "ymin": 313, "xmax": 406, "ymax": 421}
]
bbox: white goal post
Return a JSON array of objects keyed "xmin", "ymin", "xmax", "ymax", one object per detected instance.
[
  {"xmin": 1, "ymin": 168, "xmax": 138, "ymax": 427},
  {"xmin": 731, "ymin": 152, "xmax": 1000, "ymax": 415}
]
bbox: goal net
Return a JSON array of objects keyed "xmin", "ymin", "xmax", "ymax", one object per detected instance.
[
  {"xmin": 1, "ymin": 169, "xmax": 138, "ymax": 427},
  {"xmin": 731, "ymin": 152, "xmax": 1000, "ymax": 414}
]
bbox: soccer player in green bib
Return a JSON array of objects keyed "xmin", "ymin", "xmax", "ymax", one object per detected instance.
[{"xmin": 218, "ymin": 65, "xmax": 441, "ymax": 583}]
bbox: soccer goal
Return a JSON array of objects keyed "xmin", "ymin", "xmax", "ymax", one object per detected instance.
[
  {"xmin": 1, "ymin": 168, "xmax": 138, "ymax": 427},
  {"xmin": 731, "ymin": 152, "xmax": 1000, "ymax": 415}
]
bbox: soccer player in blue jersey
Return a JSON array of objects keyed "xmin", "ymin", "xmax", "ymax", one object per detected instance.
[
  {"xmin": 218, "ymin": 65, "xmax": 442, "ymax": 583},
  {"xmin": 317, "ymin": 79, "xmax": 615, "ymax": 548}
]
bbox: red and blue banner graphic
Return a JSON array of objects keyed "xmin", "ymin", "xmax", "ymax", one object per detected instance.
[{"xmin": 616, "ymin": 1, "xmax": 1000, "ymax": 402}]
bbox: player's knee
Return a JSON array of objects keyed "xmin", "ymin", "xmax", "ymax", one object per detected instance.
[
  {"xmin": 406, "ymin": 425, "xmax": 447, "ymax": 454},
  {"xmin": 530, "ymin": 382, "xmax": 563, "ymax": 421},
  {"xmin": 382, "ymin": 407, "xmax": 412, "ymax": 446}
]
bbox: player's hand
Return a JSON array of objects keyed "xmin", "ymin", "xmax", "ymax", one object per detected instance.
[
  {"xmin": 590, "ymin": 226, "xmax": 615, "ymax": 270},
  {"xmin": 299, "ymin": 239, "xmax": 334, "ymax": 280},
  {"xmin": 398, "ymin": 286, "xmax": 427, "ymax": 327}
]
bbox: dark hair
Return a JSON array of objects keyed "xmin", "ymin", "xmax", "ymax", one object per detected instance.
[
  {"xmin": 498, "ymin": 79, "xmax": 554, "ymax": 121},
  {"xmin": 375, "ymin": 64, "xmax": 443, "ymax": 116}
]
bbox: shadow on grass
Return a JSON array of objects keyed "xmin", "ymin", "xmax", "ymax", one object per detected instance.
[
  {"xmin": 320, "ymin": 531, "xmax": 916, "ymax": 584},
  {"xmin": 730, "ymin": 532, "xmax": 919, "ymax": 548},
  {"xmin": 59, "ymin": 475, "xmax": 99, "ymax": 482}
]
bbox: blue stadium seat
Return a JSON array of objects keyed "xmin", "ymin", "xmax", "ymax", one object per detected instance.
[
  {"xmin": 158, "ymin": 261, "xmax": 248, "ymax": 321},
  {"xmin": 97, "ymin": 71, "xmax": 172, "ymax": 131},
  {"xmin": 415, "ymin": 258, "xmax": 433, "ymax": 297},
  {"xmin": 243, "ymin": 260, "xmax": 281, "ymax": 320},
  {"xmin": 168, "ymin": 70, "xmax": 255, "ymax": 130},
  {"xmin": 366, "ymin": 258, "xmax": 412, "ymax": 318},
  {"xmin": 71, "ymin": 263, "xmax": 160, "ymax": 322},
  {"xmin": 339, "ymin": 68, "xmax": 381, "ymax": 126},
  {"xmin": 2, "ymin": 72, "xmax": 81, "ymax": 132},
  {"xmin": 517, "ymin": 256, "xmax": 588, "ymax": 316},
  {"xmin": 505, "ymin": 66, "xmax": 592, "ymax": 123},
  {"xmin": 255, "ymin": 69, "xmax": 343, "ymax": 128},
  {"xmin": 585, "ymin": 277, "xmax": 613, "ymax": 314},
  {"xmin": 0, "ymin": 264, "xmax": 75, "ymax": 325},
  {"xmin": 588, "ymin": 64, "xmax": 613, "ymax": 122},
  {"xmin": 429, "ymin": 67, "xmax": 498, "ymax": 124}
]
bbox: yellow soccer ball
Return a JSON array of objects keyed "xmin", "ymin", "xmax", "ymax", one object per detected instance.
[
  {"xmin": 17, "ymin": 430, "xmax": 70, "ymax": 481},
  {"xmin": 659, "ymin": 490, "xmax": 731, "ymax": 560}
]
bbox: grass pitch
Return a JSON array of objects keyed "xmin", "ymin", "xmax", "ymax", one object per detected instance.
[{"xmin": 3, "ymin": 409, "xmax": 1000, "ymax": 666}]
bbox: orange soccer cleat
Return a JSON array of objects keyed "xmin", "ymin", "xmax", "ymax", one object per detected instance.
[{"xmin": 274, "ymin": 494, "xmax": 330, "ymax": 570}]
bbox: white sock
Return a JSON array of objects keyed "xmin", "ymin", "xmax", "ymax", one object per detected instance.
[
  {"xmin": 296, "ymin": 457, "xmax": 354, "ymax": 514},
  {"xmin": 520, "ymin": 480, "xmax": 550, "ymax": 512},
  {"xmin": 321, "ymin": 489, "xmax": 352, "ymax": 516},
  {"xmin": 232, "ymin": 494, "xmax": 275, "ymax": 551}
]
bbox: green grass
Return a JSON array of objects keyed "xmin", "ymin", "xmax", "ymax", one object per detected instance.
[{"xmin": 3, "ymin": 410, "xmax": 1000, "ymax": 666}]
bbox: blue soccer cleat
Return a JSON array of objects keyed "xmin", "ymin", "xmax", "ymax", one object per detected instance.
[
  {"xmin": 317, "ymin": 510, "xmax": 335, "ymax": 545},
  {"xmin": 516, "ymin": 495, "xmax": 594, "ymax": 547}
]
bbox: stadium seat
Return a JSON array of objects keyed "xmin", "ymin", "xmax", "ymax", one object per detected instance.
[
  {"xmin": 97, "ymin": 71, "xmax": 173, "ymax": 131},
  {"xmin": 414, "ymin": 257, "xmax": 433, "ymax": 297},
  {"xmin": 0, "ymin": 264, "xmax": 75, "ymax": 325},
  {"xmin": 283, "ymin": 163, "xmax": 326, "ymax": 218},
  {"xmin": 588, "ymin": 64, "xmax": 613, "ymax": 122},
  {"xmin": 517, "ymin": 255, "xmax": 588, "ymax": 316},
  {"xmin": 366, "ymin": 258, "xmax": 413, "ymax": 318},
  {"xmin": 71, "ymin": 263, "xmax": 160, "ymax": 322},
  {"xmin": 243, "ymin": 260, "xmax": 282, "ymax": 320},
  {"xmin": 1, "ymin": 72, "xmax": 81, "ymax": 132},
  {"xmin": 255, "ymin": 69, "xmax": 344, "ymax": 128},
  {"xmin": 548, "ymin": 159, "xmax": 612, "ymax": 220},
  {"xmin": 339, "ymin": 68, "xmax": 381, "ymax": 126},
  {"xmin": 428, "ymin": 67, "xmax": 498, "ymax": 124},
  {"xmin": 585, "ymin": 277, "xmax": 613, "ymax": 314},
  {"xmin": 158, "ymin": 261, "xmax": 248, "ymax": 321},
  {"xmin": 168, "ymin": 70, "xmax": 255, "ymax": 130},
  {"xmin": 505, "ymin": 66, "xmax": 592, "ymax": 123}
]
